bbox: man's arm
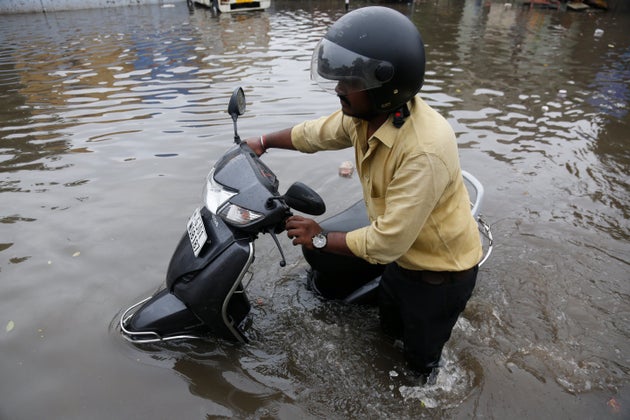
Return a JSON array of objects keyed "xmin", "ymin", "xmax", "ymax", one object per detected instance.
[
  {"xmin": 245, "ymin": 127, "xmax": 295, "ymax": 156},
  {"xmin": 285, "ymin": 215, "xmax": 355, "ymax": 256}
]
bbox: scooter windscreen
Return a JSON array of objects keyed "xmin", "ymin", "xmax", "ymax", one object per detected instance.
[
  {"xmin": 203, "ymin": 143, "xmax": 286, "ymax": 231},
  {"xmin": 213, "ymin": 143, "xmax": 279, "ymax": 193}
]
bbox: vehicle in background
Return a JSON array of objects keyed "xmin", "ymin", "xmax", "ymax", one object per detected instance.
[{"xmin": 192, "ymin": 0, "xmax": 270, "ymax": 13}]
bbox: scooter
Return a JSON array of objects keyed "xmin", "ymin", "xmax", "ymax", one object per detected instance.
[
  {"xmin": 119, "ymin": 87, "xmax": 492, "ymax": 344},
  {"xmin": 120, "ymin": 87, "xmax": 326, "ymax": 344}
]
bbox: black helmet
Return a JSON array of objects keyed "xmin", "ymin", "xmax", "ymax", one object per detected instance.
[{"xmin": 311, "ymin": 6, "xmax": 425, "ymax": 113}]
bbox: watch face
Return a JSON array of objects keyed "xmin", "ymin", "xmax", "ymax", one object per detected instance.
[{"xmin": 313, "ymin": 233, "xmax": 327, "ymax": 249}]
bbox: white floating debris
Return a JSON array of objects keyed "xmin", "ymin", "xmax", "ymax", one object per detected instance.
[
  {"xmin": 594, "ymin": 29, "xmax": 604, "ymax": 37},
  {"xmin": 473, "ymin": 88, "xmax": 504, "ymax": 97},
  {"xmin": 339, "ymin": 161, "xmax": 354, "ymax": 178}
]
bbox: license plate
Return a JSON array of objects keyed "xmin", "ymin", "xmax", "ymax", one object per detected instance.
[{"xmin": 187, "ymin": 208, "xmax": 208, "ymax": 257}]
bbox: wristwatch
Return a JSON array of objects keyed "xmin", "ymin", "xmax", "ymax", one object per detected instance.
[{"xmin": 312, "ymin": 232, "xmax": 327, "ymax": 249}]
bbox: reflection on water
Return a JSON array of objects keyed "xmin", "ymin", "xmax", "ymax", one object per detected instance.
[{"xmin": 1, "ymin": 1, "xmax": 628, "ymax": 419}]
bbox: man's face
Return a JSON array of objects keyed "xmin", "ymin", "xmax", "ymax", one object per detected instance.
[{"xmin": 335, "ymin": 81, "xmax": 375, "ymax": 120}]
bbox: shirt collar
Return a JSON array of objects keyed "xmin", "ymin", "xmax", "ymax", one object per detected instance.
[
  {"xmin": 367, "ymin": 98, "xmax": 417, "ymax": 148},
  {"xmin": 371, "ymin": 116, "xmax": 399, "ymax": 148}
]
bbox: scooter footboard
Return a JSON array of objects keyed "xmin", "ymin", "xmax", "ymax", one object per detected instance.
[
  {"xmin": 303, "ymin": 199, "xmax": 383, "ymax": 301},
  {"xmin": 305, "ymin": 251, "xmax": 384, "ymax": 302}
]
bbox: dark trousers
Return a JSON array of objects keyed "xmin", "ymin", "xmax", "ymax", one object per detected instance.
[{"xmin": 378, "ymin": 263, "xmax": 478, "ymax": 375}]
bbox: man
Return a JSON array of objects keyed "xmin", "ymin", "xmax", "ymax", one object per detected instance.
[{"xmin": 246, "ymin": 6, "xmax": 482, "ymax": 382}]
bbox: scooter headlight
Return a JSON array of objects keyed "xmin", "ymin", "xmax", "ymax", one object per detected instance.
[
  {"xmin": 204, "ymin": 168, "xmax": 237, "ymax": 214},
  {"xmin": 218, "ymin": 203, "xmax": 263, "ymax": 226}
]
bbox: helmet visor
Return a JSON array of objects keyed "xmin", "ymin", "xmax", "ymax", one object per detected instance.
[{"xmin": 310, "ymin": 38, "xmax": 393, "ymax": 94}]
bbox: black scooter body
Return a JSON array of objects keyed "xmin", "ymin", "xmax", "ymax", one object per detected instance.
[{"xmin": 123, "ymin": 207, "xmax": 253, "ymax": 342}]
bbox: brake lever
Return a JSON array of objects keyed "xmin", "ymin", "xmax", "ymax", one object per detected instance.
[{"xmin": 267, "ymin": 228, "xmax": 287, "ymax": 267}]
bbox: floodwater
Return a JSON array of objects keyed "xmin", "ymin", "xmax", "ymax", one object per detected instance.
[{"xmin": 1, "ymin": 0, "xmax": 628, "ymax": 418}]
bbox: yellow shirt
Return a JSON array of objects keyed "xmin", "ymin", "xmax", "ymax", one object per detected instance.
[{"xmin": 291, "ymin": 96, "xmax": 482, "ymax": 272}]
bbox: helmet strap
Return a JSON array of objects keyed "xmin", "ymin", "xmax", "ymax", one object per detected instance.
[{"xmin": 392, "ymin": 103, "xmax": 410, "ymax": 128}]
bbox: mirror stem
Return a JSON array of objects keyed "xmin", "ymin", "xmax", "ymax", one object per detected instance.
[{"xmin": 232, "ymin": 118, "xmax": 241, "ymax": 144}]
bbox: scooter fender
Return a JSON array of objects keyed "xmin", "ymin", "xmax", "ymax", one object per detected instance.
[
  {"xmin": 165, "ymin": 207, "xmax": 253, "ymax": 340},
  {"xmin": 172, "ymin": 240, "xmax": 252, "ymax": 341}
]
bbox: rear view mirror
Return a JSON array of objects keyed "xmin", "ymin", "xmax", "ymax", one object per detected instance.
[
  {"xmin": 227, "ymin": 87, "xmax": 246, "ymax": 143},
  {"xmin": 227, "ymin": 87, "xmax": 246, "ymax": 118},
  {"xmin": 284, "ymin": 182, "xmax": 326, "ymax": 215}
]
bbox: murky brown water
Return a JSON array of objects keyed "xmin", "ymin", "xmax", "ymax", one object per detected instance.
[{"xmin": 1, "ymin": 1, "xmax": 628, "ymax": 418}]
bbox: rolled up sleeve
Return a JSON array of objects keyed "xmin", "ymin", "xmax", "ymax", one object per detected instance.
[{"xmin": 291, "ymin": 111, "xmax": 353, "ymax": 153}]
